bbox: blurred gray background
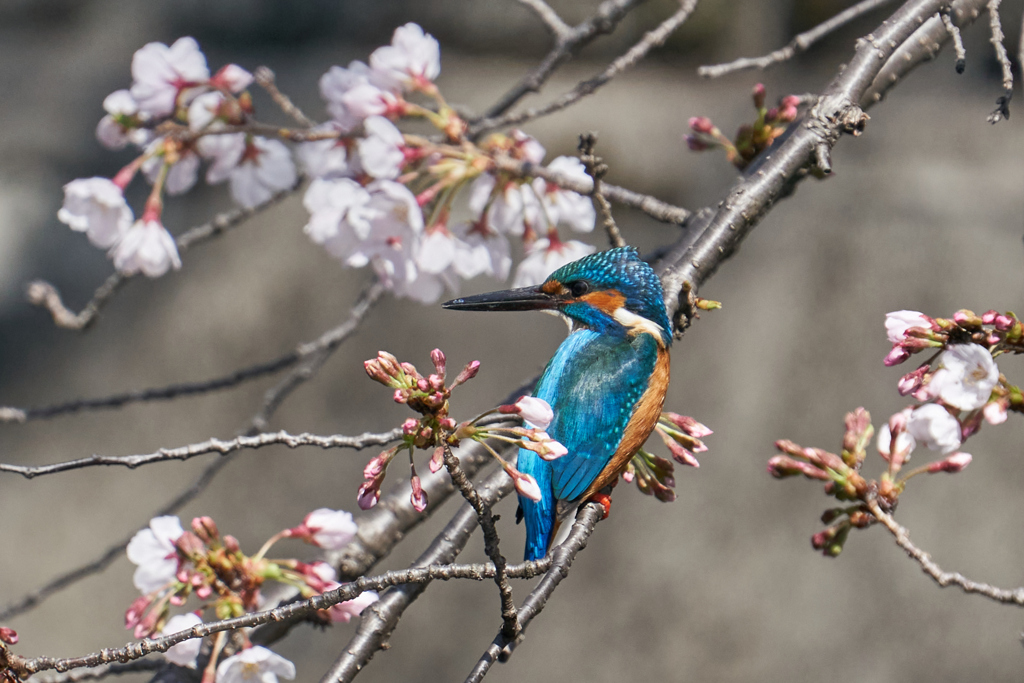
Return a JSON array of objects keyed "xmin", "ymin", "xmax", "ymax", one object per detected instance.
[{"xmin": 0, "ymin": 0, "xmax": 1022, "ymax": 681}]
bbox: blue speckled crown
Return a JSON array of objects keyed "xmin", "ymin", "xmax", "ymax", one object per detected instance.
[{"xmin": 547, "ymin": 247, "xmax": 671, "ymax": 341}]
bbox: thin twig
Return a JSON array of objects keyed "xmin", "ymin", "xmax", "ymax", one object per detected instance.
[
  {"xmin": 469, "ymin": 0, "xmax": 699, "ymax": 137},
  {"xmin": 866, "ymin": 498, "xmax": 1024, "ymax": 605},
  {"xmin": 440, "ymin": 438, "xmax": 519, "ymax": 639},
  {"xmin": 30, "ymin": 183, "xmax": 300, "ymax": 330},
  {"xmin": 463, "ymin": 502, "xmax": 605, "ymax": 683},
  {"xmin": 318, "ymin": 463, "xmax": 516, "ymax": 683},
  {"xmin": 578, "ymin": 132, "xmax": 625, "ymax": 248},
  {"xmin": 29, "ymin": 659, "xmax": 166, "ymax": 683},
  {"xmin": 698, "ymin": 0, "xmax": 897, "ymax": 77},
  {"xmin": 493, "ymin": 155, "xmax": 692, "ymax": 225},
  {"xmin": 985, "ymin": 0, "xmax": 1012, "ymax": 123},
  {"xmin": 941, "ymin": 9, "xmax": 967, "ymax": 72},
  {"xmin": 253, "ymin": 66, "xmax": 316, "ymax": 127},
  {"xmin": 11, "ymin": 523, "xmax": 553, "ymax": 678},
  {"xmin": 479, "ymin": 0, "xmax": 649, "ymax": 120},
  {"xmin": 0, "ymin": 429, "xmax": 402, "ymax": 479},
  {"xmin": 517, "ymin": 0, "xmax": 572, "ymax": 37},
  {"xmin": 0, "ymin": 454, "xmax": 235, "ymax": 622}
]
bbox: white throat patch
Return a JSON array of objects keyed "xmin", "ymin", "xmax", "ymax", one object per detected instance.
[{"xmin": 612, "ymin": 307, "xmax": 666, "ymax": 344}]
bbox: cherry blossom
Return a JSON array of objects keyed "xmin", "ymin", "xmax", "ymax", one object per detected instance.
[
  {"xmin": 126, "ymin": 515, "xmax": 184, "ymax": 594},
  {"xmin": 876, "ymin": 424, "xmax": 916, "ymax": 461},
  {"xmin": 510, "ymin": 129, "xmax": 546, "ymax": 165},
  {"xmin": 907, "ymin": 404, "xmax": 962, "ymax": 454},
  {"xmin": 130, "ymin": 37, "xmax": 210, "ymax": 118},
  {"xmin": 357, "ymin": 116, "xmax": 405, "ymax": 179},
  {"xmin": 927, "ymin": 344, "xmax": 999, "ymax": 411},
  {"xmin": 384, "ymin": 263, "xmax": 458, "ymax": 305},
  {"xmin": 468, "ymin": 174, "xmax": 540, "ymax": 236},
  {"xmin": 142, "ymin": 142, "xmax": 200, "ymax": 196},
  {"xmin": 303, "ymin": 177, "xmax": 379, "ymax": 255},
  {"xmin": 187, "ymin": 91, "xmax": 227, "ymax": 131},
  {"xmin": 416, "ymin": 229, "xmax": 459, "ymax": 274},
  {"xmin": 322, "ymin": 588, "xmax": 379, "ymax": 623},
  {"xmin": 885, "ymin": 310, "xmax": 932, "ymax": 343},
  {"xmin": 927, "ymin": 451, "xmax": 973, "ymax": 474},
  {"xmin": 296, "ymin": 125, "xmax": 355, "ymax": 179},
  {"xmin": 511, "ymin": 470, "xmax": 543, "ymax": 502},
  {"xmin": 369, "ymin": 23, "xmax": 441, "ymax": 92},
  {"xmin": 289, "ymin": 508, "xmax": 358, "ymax": 550},
  {"xmin": 209, "ymin": 64, "xmax": 253, "ymax": 93},
  {"xmin": 984, "ymin": 400, "xmax": 1008, "ymax": 425},
  {"xmin": 319, "ymin": 61, "xmax": 391, "ymax": 131},
  {"xmin": 197, "ymin": 134, "xmax": 297, "ymax": 207},
  {"xmin": 58, "ymin": 177, "xmax": 134, "ymax": 248},
  {"xmin": 510, "ymin": 396, "xmax": 554, "ymax": 430},
  {"xmin": 110, "ymin": 218, "xmax": 182, "ymax": 278},
  {"xmin": 512, "ymin": 237, "xmax": 596, "ymax": 287},
  {"xmin": 532, "ymin": 156, "xmax": 595, "ymax": 233},
  {"xmin": 450, "ymin": 222, "xmax": 511, "ymax": 280},
  {"xmin": 96, "ymin": 90, "xmax": 149, "ymax": 150},
  {"xmin": 160, "ymin": 613, "xmax": 203, "ymax": 668},
  {"xmin": 215, "ymin": 646, "xmax": 295, "ymax": 683}
]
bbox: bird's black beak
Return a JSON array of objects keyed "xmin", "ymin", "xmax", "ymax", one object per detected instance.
[{"xmin": 442, "ymin": 285, "xmax": 562, "ymax": 312}]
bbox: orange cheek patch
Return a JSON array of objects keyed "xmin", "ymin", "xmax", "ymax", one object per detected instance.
[
  {"xmin": 542, "ymin": 280, "xmax": 566, "ymax": 295},
  {"xmin": 581, "ymin": 289, "xmax": 626, "ymax": 314}
]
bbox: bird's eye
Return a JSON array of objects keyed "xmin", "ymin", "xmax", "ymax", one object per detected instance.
[{"xmin": 569, "ymin": 280, "xmax": 590, "ymax": 297}]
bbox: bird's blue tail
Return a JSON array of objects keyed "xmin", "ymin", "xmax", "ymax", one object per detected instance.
[{"xmin": 517, "ymin": 447, "xmax": 555, "ymax": 561}]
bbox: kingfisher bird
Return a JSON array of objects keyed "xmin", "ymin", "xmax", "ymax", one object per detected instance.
[{"xmin": 442, "ymin": 246, "xmax": 672, "ymax": 561}]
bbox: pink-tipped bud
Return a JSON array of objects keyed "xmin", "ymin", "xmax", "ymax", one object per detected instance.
[
  {"xmin": 400, "ymin": 362, "xmax": 421, "ymax": 379},
  {"xmin": 429, "ymin": 447, "xmax": 444, "ymax": 473},
  {"xmin": 125, "ymin": 595, "xmax": 153, "ymax": 629},
  {"xmin": 191, "ymin": 516, "xmax": 219, "ymax": 543},
  {"xmin": 767, "ymin": 455, "xmax": 829, "ymax": 480},
  {"xmin": 953, "ymin": 309, "xmax": 982, "ymax": 328},
  {"xmin": 810, "ymin": 527, "xmax": 837, "ymax": 550},
  {"xmin": 430, "ymin": 349, "xmax": 446, "ymax": 378},
  {"xmin": 223, "ymin": 534, "xmax": 240, "ymax": 554},
  {"xmin": 666, "ymin": 440, "xmax": 700, "ymax": 468},
  {"xmin": 984, "ymin": 400, "xmax": 1008, "ymax": 425},
  {"xmin": 0, "ymin": 627, "xmax": 18, "ymax": 645},
  {"xmin": 357, "ymin": 480, "xmax": 381, "ymax": 510},
  {"xmin": 689, "ymin": 116, "xmax": 714, "ymax": 133},
  {"xmin": 897, "ymin": 365, "xmax": 929, "ymax": 396},
  {"xmin": 402, "ymin": 418, "xmax": 419, "ymax": 436},
  {"xmin": 884, "ymin": 346, "xmax": 911, "ymax": 366},
  {"xmin": 510, "ymin": 470, "xmax": 543, "ymax": 502},
  {"xmin": 995, "ymin": 314, "xmax": 1014, "ymax": 331},
  {"xmin": 394, "ymin": 389, "xmax": 408, "ymax": 404},
  {"xmin": 663, "ymin": 413, "xmax": 713, "ymax": 437},
  {"xmin": 981, "ymin": 310, "xmax": 998, "ymax": 324},
  {"xmin": 501, "ymin": 396, "xmax": 554, "ymax": 430},
  {"xmin": 439, "ymin": 417, "xmax": 456, "ymax": 431},
  {"xmin": 780, "ymin": 95, "xmax": 801, "ymax": 109},
  {"xmin": 195, "ymin": 585, "xmax": 213, "ymax": 600},
  {"xmin": 175, "ymin": 531, "xmax": 205, "ymax": 559},
  {"xmin": 169, "ymin": 594, "xmax": 186, "ymax": 606},
  {"xmin": 451, "ymin": 360, "xmax": 481, "ymax": 387},
  {"xmin": 428, "ymin": 374, "xmax": 445, "ymax": 391},
  {"xmin": 210, "ymin": 64, "xmax": 254, "ymax": 93},
  {"xmin": 417, "ymin": 378, "xmax": 429, "ymax": 392},
  {"xmin": 960, "ymin": 411, "xmax": 983, "ymax": 440},
  {"xmin": 684, "ymin": 134, "xmax": 709, "ymax": 151},
  {"xmin": 752, "ymin": 83, "xmax": 766, "ymax": 108},
  {"xmin": 622, "ymin": 468, "xmax": 635, "ymax": 483},
  {"xmin": 410, "ymin": 476, "xmax": 427, "ymax": 512},
  {"xmin": 927, "ymin": 452, "xmax": 972, "ymax": 474}
]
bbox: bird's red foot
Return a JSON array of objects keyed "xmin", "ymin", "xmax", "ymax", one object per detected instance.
[{"xmin": 587, "ymin": 492, "xmax": 612, "ymax": 520}]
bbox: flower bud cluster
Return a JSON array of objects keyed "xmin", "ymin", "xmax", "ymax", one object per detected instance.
[
  {"xmin": 623, "ymin": 412, "xmax": 712, "ymax": 501},
  {"xmin": 685, "ymin": 84, "xmax": 801, "ymax": 170}
]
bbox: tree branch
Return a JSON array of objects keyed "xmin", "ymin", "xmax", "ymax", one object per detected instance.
[
  {"xmin": 30, "ymin": 660, "xmax": 166, "ymax": 683},
  {"xmin": 254, "ymin": 66, "xmax": 316, "ymax": 127},
  {"xmin": 866, "ymin": 498, "xmax": 1024, "ymax": 605},
  {"xmin": 698, "ymin": 0, "xmax": 898, "ymax": 78},
  {"xmin": 469, "ymin": 0, "xmax": 699, "ymax": 137},
  {"xmin": 985, "ymin": 0, "xmax": 1013, "ymax": 123},
  {"xmin": 463, "ymin": 501, "xmax": 605, "ymax": 683},
  {"xmin": 480, "ymin": 0, "xmax": 649, "ymax": 120},
  {"xmin": 516, "ymin": 0, "xmax": 572, "ymax": 38}
]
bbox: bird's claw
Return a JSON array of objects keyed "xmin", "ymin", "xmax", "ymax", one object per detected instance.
[{"xmin": 587, "ymin": 492, "xmax": 612, "ymax": 520}]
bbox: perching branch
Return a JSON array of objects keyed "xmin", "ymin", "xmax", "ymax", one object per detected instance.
[
  {"xmin": 30, "ymin": 660, "xmax": 166, "ymax": 683},
  {"xmin": 464, "ymin": 501, "xmax": 605, "ymax": 683},
  {"xmin": 698, "ymin": 0, "xmax": 898, "ymax": 78},
  {"xmin": 0, "ymin": 429, "xmax": 402, "ymax": 479},
  {"xmin": 866, "ymin": 498, "xmax": 1024, "ymax": 605},
  {"xmin": 469, "ymin": 0, "xmax": 699, "ymax": 137},
  {"xmin": 29, "ymin": 182, "xmax": 301, "ymax": 330},
  {"xmin": 480, "ymin": 0, "xmax": 649, "ymax": 120},
  {"xmin": 440, "ymin": 439, "xmax": 519, "ymax": 639}
]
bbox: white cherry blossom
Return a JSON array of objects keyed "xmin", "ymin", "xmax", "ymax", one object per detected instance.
[
  {"xmin": 386, "ymin": 265, "xmax": 457, "ymax": 304},
  {"xmin": 357, "ymin": 116, "xmax": 405, "ymax": 179},
  {"xmin": 319, "ymin": 61, "xmax": 389, "ymax": 131},
  {"xmin": 197, "ymin": 135, "xmax": 296, "ymax": 207},
  {"xmin": 369, "ymin": 23, "xmax": 441, "ymax": 92},
  {"xmin": 161, "ymin": 613, "xmax": 203, "ymax": 668},
  {"xmin": 188, "ymin": 91, "xmax": 227, "ymax": 131},
  {"xmin": 142, "ymin": 139, "xmax": 200, "ymax": 196},
  {"xmin": 209, "ymin": 64, "xmax": 253, "ymax": 93},
  {"xmin": 511, "ymin": 130, "xmax": 545, "ymax": 165},
  {"xmin": 515, "ymin": 396, "xmax": 554, "ymax": 430},
  {"xmin": 126, "ymin": 515, "xmax": 184, "ymax": 594},
  {"xmin": 130, "ymin": 37, "xmax": 210, "ymax": 118},
  {"xmin": 927, "ymin": 344, "xmax": 999, "ymax": 411},
  {"xmin": 297, "ymin": 125, "xmax": 354, "ymax": 179},
  {"xmin": 468, "ymin": 174, "xmax": 540, "ymax": 236},
  {"xmin": 532, "ymin": 156, "xmax": 595, "ymax": 233},
  {"xmin": 876, "ymin": 424, "xmax": 916, "ymax": 460},
  {"xmin": 58, "ymin": 177, "xmax": 133, "ymax": 248},
  {"xmin": 215, "ymin": 646, "xmax": 295, "ymax": 683},
  {"xmin": 303, "ymin": 177, "xmax": 379, "ymax": 253},
  {"xmin": 416, "ymin": 230, "xmax": 457, "ymax": 274},
  {"xmin": 885, "ymin": 310, "xmax": 932, "ymax": 343},
  {"xmin": 96, "ymin": 90, "xmax": 150, "ymax": 149},
  {"xmin": 513, "ymin": 237, "xmax": 596, "ymax": 287},
  {"xmin": 322, "ymin": 589, "xmax": 379, "ymax": 623},
  {"xmin": 341, "ymin": 82, "xmax": 400, "ymax": 121},
  {"xmin": 907, "ymin": 404, "xmax": 962, "ymax": 454},
  {"xmin": 295, "ymin": 508, "xmax": 358, "ymax": 550},
  {"xmin": 111, "ymin": 219, "xmax": 182, "ymax": 278},
  {"xmin": 451, "ymin": 222, "xmax": 511, "ymax": 280}
]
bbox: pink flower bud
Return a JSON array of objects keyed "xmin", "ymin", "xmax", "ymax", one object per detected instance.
[
  {"xmin": 401, "ymin": 362, "xmax": 421, "ymax": 379},
  {"xmin": 169, "ymin": 594, "xmax": 186, "ymax": 606},
  {"xmin": 884, "ymin": 346, "xmax": 911, "ymax": 366},
  {"xmin": 752, "ymin": 83, "xmax": 766, "ymax": 109},
  {"xmin": 927, "ymin": 452, "xmax": 972, "ymax": 473},
  {"xmin": 684, "ymin": 134, "xmax": 709, "ymax": 151},
  {"xmin": 439, "ymin": 417, "xmax": 456, "ymax": 431},
  {"xmin": 175, "ymin": 531, "xmax": 205, "ymax": 559},
  {"xmin": 995, "ymin": 314, "xmax": 1014, "ymax": 331},
  {"xmin": 210, "ymin": 64, "xmax": 254, "ymax": 93},
  {"xmin": 429, "ymin": 446, "xmax": 444, "ymax": 473},
  {"xmin": 504, "ymin": 396, "xmax": 554, "ymax": 430},
  {"xmin": 358, "ymin": 480, "xmax": 381, "ymax": 509},
  {"xmin": 987, "ymin": 332, "xmax": 1001, "ymax": 346},
  {"xmin": 984, "ymin": 400, "xmax": 1008, "ymax": 425},
  {"xmin": 191, "ymin": 516, "xmax": 219, "ymax": 543},
  {"xmin": 689, "ymin": 116, "xmax": 714, "ymax": 133},
  {"xmin": 364, "ymin": 452, "xmax": 390, "ymax": 479},
  {"xmin": 394, "ymin": 389, "xmax": 407, "ymax": 403},
  {"xmin": 195, "ymin": 585, "xmax": 213, "ymax": 600},
  {"xmin": 430, "ymin": 348, "xmax": 446, "ymax": 377},
  {"xmin": 451, "ymin": 360, "xmax": 481, "ymax": 387},
  {"xmin": 410, "ymin": 476, "xmax": 427, "ymax": 512},
  {"xmin": 622, "ymin": 469, "xmax": 634, "ymax": 483},
  {"xmin": 511, "ymin": 470, "xmax": 543, "ymax": 502},
  {"xmin": 960, "ymin": 411, "xmax": 983, "ymax": 440},
  {"xmin": 663, "ymin": 413, "xmax": 713, "ymax": 437},
  {"xmin": 125, "ymin": 595, "xmax": 152, "ymax": 629},
  {"xmin": 981, "ymin": 310, "xmax": 998, "ymax": 324},
  {"xmin": 223, "ymin": 534, "xmax": 240, "ymax": 554},
  {"xmin": 767, "ymin": 455, "xmax": 829, "ymax": 480},
  {"xmin": 897, "ymin": 365, "xmax": 929, "ymax": 396},
  {"xmin": 666, "ymin": 440, "xmax": 700, "ymax": 468},
  {"xmin": 0, "ymin": 627, "xmax": 18, "ymax": 645},
  {"xmin": 428, "ymin": 374, "xmax": 445, "ymax": 391},
  {"xmin": 402, "ymin": 418, "xmax": 419, "ymax": 435},
  {"xmin": 417, "ymin": 378, "xmax": 429, "ymax": 392}
]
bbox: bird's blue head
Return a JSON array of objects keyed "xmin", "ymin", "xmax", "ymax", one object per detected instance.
[{"xmin": 442, "ymin": 247, "xmax": 672, "ymax": 347}]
